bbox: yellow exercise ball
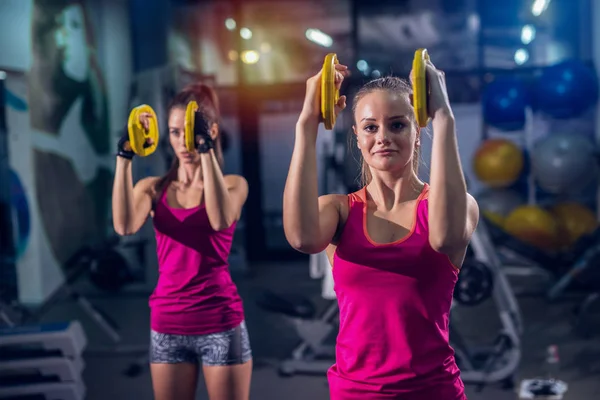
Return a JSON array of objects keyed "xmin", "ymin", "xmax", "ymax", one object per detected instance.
[
  {"xmin": 483, "ymin": 211, "xmax": 507, "ymax": 227},
  {"xmin": 551, "ymin": 202, "xmax": 598, "ymax": 248},
  {"xmin": 473, "ymin": 139, "xmax": 524, "ymax": 188},
  {"xmin": 504, "ymin": 205, "xmax": 559, "ymax": 250}
]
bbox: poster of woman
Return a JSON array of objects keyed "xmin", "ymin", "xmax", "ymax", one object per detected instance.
[{"xmin": 28, "ymin": 0, "xmax": 112, "ymax": 267}]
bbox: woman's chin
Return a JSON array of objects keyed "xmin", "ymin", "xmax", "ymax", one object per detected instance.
[
  {"xmin": 372, "ymin": 158, "xmax": 404, "ymax": 170},
  {"xmin": 179, "ymin": 155, "xmax": 198, "ymax": 164},
  {"xmin": 370, "ymin": 160, "xmax": 412, "ymax": 176}
]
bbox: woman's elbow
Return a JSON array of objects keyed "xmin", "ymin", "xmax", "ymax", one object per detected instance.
[
  {"xmin": 113, "ymin": 225, "xmax": 132, "ymax": 236},
  {"xmin": 289, "ymin": 241, "xmax": 323, "ymax": 254},
  {"xmin": 284, "ymin": 230, "xmax": 326, "ymax": 254},
  {"xmin": 113, "ymin": 220, "xmax": 137, "ymax": 236},
  {"xmin": 210, "ymin": 216, "xmax": 236, "ymax": 232},
  {"xmin": 429, "ymin": 230, "xmax": 469, "ymax": 255}
]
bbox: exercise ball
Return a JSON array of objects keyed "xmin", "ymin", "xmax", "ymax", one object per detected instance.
[
  {"xmin": 89, "ymin": 249, "xmax": 132, "ymax": 292},
  {"xmin": 482, "ymin": 77, "xmax": 529, "ymax": 131},
  {"xmin": 551, "ymin": 202, "xmax": 598, "ymax": 247},
  {"xmin": 533, "ymin": 59, "xmax": 599, "ymax": 119},
  {"xmin": 473, "ymin": 139, "xmax": 525, "ymax": 188},
  {"xmin": 530, "ymin": 132, "xmax": 598, "ymax": 195},
  {"xmin": 477, "ymin": 188, "xmax": 525, "ymax": 227},
  {"xmin": 504, "ymin": 206, "xmax": 559, "ymax": 250}
]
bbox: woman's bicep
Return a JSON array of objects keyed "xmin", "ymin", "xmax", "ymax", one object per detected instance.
[
  {"xmin": 225, "ymin": 175, "xmax": 249, "ymax": 220},
  {"xmin": 316, "ymin": 194, "xmax": 345, "ymax": 251},
  {"xmin": 129, "ymin": 177, "xmax": 157, "ymax": 232}
]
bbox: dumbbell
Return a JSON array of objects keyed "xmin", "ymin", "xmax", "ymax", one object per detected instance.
[
  {"xmin": 412, "ymin": 48, "xmax": 430, "ymax": 128},
  {"xmin": 126, "ymin": 101, "xmax": 199, "ymax": 157},
  {"xmin": 321, "ymin": 53, "xmax": 340, "ymax": 131},
  {"xmin": 320, "ymin": 48, "xmax": 431, "ymax": 131},
  {"xmin": 127, "ymin": 105, "xmax": 159, "ymax": 157},
  {"xmin": 184, "ymin": 100, "xmax": 200, "ymax": 152}
]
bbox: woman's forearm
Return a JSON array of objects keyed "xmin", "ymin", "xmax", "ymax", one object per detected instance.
[
  {"xmin": 200, "ymin": 150, "xmax": 237, "ymax": 231},
  {"xmin": 112, "ymin": 157, "xmax": 135, "ymax": 235},
  {"xmin": 283, "ymin": 122, "xmax": 322, "ymax": 250},
  {"xmin": 427, "ymin": 114, "xmax": 469, "ymax": 252}
]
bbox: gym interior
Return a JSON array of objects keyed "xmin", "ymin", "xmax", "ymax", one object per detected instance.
[{"xmin": 1, "ymin": 0, "xmax": 600, "ymax": 399}]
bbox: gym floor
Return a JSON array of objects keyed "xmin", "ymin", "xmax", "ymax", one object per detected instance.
[{"xmin": 39, "ymin": 260, "xmax": 600, "ymax": 400}]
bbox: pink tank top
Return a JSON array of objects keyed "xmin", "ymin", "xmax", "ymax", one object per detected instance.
[
  {"xmin": 148, "ymin": 188, "xmax": 244, "ymax": 335},
  {"xmin": 328, "ymin": 184, "xmax": 466, "ymax": 400}
]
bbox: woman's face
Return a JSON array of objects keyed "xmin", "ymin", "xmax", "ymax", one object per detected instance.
[
  {"xmin": 353, "ymin": 90, "xmax": 419, "ymax": 177},
  {"xmin": 168, "ymin": 107, "xmax": 200, "ymax": 164},
  {"xmin": 55, "ymin": 4, "xmax": 89, "ymax": 82}
]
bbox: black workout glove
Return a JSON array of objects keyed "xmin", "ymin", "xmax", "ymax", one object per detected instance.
[
  {"xmin": 116, "ymin": 128, "xmax": 135, "ymax": 160},
  {"xmin": 194, "ymin": 111, "xmax": 214, "ymax": 154}
]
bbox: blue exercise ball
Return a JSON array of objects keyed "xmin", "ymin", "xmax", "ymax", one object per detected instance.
[
  {"xmin": 533, "ymin": 59, "xmax": 599, "ymax": 119},
  {"xmin": 482, "ymin": 77, "xmax": 530, "ymax": 131}
]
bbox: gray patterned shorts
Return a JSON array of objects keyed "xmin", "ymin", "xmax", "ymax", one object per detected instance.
[{"xmin": 150, "ymin": 321, "xmax": 252, "ymax": 366}]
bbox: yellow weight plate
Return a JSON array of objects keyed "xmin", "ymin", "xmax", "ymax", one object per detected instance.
[
  {"xmin": 185, "ymin": 100, "xmax": 199, "ymax": 152},
  {"xmin": 127, "ymin": 105, "xmax": 158, "ymax": 157},
  {"xmin": 412, "ymin": 48, "xmax": 430, "ymax": 128},
  {"xmin": 321, "ymin": 53, "xmax": 340, "ymax": 130}
]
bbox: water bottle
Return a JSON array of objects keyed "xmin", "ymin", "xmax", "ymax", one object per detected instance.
[{"xmin": 545, "ymin": 344, "xmax": 560, "ymax": 381}]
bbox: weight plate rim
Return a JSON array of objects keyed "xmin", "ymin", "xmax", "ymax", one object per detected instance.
[
  {"xmin": 322, "ymin": 53, "xmax": 339, "ymax": 130},
  {"xmin": 127, "ymin": 105, "xmax": 159, "ymax": 157},
  {"xmin": 412, "ymin": 49, "xmax": 429, "ymax": 128},
  {"xmin": 185, "ymin": 101, "xmax": 198, "ymax": 152}
]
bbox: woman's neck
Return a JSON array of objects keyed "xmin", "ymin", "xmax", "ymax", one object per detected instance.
[
  {"xmin": 177, "ymin": 163, "xmax": 202, "ymax": 186},
  {"xmin": 367, "ymin": 168, "xmax": 423, "ymax": 211}
]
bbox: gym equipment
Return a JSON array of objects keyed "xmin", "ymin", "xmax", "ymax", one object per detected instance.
[
  {"xmin": 504, "ymin": 205, "xmax": 559, "ymax": 250},
  {"xmin": 482, "ymin": 77, "xmax": 529, "ymax": 131},
  {"xmin": 127, "ymin": 104, "xmax": 158, "ymax": 156},
  {"xmin": 0, "ymin": 356, "xmax": 85, "ymax": 384},
  {"xmin": 0, "ymin": 321, "xmax": 86, "ymax": 360},
  {"xmin": 454, "ymin": 259, "xmax": 494, "ymax": 306},
  {"xmin": 0, "ymin": 381, "xmax": 85, "ymax": 400},
  {"xmin": 473, "ymin": 139, "xmax": 524, "ymax": 188},
  {"xmin": 530, "ymin": 132, "xmax": 598, "ymax": 195},
  {"xmin": 573, "ymin": 292, "xmax": 600, "ymax": 338},
  {"xmin": 546, "ymin": 228, "xmax": 600, "ymax": 301},
  {"xmin": 487, "ymin": 211, "xmax": 600, "ymax": 298},
  {"xmin": 412, "ymin": 48, "xmax": 430, "ymax": 128},
  {"xmin": 0, "ymin": 319, "xmax": 86, "ymax": 398},
  {"xmin": 477, "ymin": 188, "xmax": 525, "ymax": 228},
  {"xmin": 452, "ymin": 218, "xmax": 522, "ymax": 390},
  {"xmin": 255, "ymin": 140, "xmax": 343, "ymax": 377},
  {"xmin": 88, "ymin": 247, "xmax": 133, "ymax": 292},
  {"xmin": 321, "ymin": 53, "xmax": 340, "ymax": 130},
  {"xmin": 533, "ymin": 59, "xmax": 599, "ymax": 119},
  {"xmin": 0, "ymin": 237, "xmax": 148, "ymax": 359},
  {"xmin": 185, "ymin": 100, "xmax": 198, "ymax": 152},
  {"xmin": 551, "ymin": 202, "xmax": 598, "ymax": 248},
  {"xmin": 518, "ymin": 379, "xmax": 568, "ymax": 399},
  {"xmin": 256, "ymin": 291, "xmax": 338, "ymax": 377}
]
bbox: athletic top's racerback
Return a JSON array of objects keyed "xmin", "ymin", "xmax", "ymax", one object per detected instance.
[
  {"xmin": 149, "ymin": 188, "xmax": 244, "ymax": 335},
  {"xmin": 328, "ymin": 184, "xmax": 466, "ymax": 400}
]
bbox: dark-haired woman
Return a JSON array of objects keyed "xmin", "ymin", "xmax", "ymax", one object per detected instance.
[{"xmin": 112, "ymin": 83, "xmax": 252, "ymax": 400}]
